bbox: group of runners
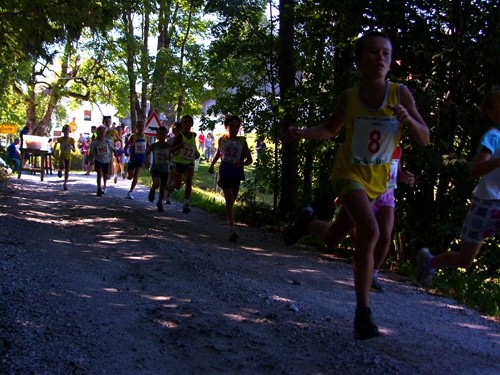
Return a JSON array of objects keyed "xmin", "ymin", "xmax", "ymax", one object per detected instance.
[{"xmin": 44, "ymin": 30, "xmax": 499, "ymax": 341}]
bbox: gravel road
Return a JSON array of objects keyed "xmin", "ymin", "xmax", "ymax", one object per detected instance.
[{"xmin": 0, "ymin": 172, "xmax": 499, "ymax": 374}]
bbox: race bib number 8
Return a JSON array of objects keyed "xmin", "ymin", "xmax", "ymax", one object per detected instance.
[
  {"xmin": 221, "ymin": 141, "xmax": 243, "ymax": 163},
  {"xmin": 351, "ymin": 117, "xmax": 399, "ymax": 165}
]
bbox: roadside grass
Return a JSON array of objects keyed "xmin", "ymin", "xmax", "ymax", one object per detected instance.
[{"xmin": 138, "ymin": 160, "xmax": 278, "ymax": 228}]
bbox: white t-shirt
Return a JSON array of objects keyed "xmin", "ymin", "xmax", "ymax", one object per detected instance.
[{"xmin": 89, "ymin": 139, "xmax": 115, "ymax": 164}]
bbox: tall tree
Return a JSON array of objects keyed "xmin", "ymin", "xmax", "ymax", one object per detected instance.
[
  {"xmin": 0, "ymin": 0, "xmax": 120, "ymax": 132},
  {"xmin": 277, "ymin": 0, "xmax": 298, "ymax": 216}
]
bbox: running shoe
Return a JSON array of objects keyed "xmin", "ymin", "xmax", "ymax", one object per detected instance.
[
  {"xmin": 126, "ymin": 191, "xmax": 134, "ymax": 199},
  {"xmin": 182, "ymin": 203, "xmax": 191, "ymax": 214},
  {"xmin": 157, "ymin": 201, "xmax": 164, "ymax": 212},
  {"xmin": 102, "ymin": 187, "xmax": 106, "ymax": 195},
  {"xmin": 229, "ymin": 232, "xmax": 239, "ymax": 242},
  {"xmin": 96, "ymin": 188, "xmax": 102, "ymax": 196},
  {"xmin": 148, "ymin": 188, "xmax": 155, "ymax": 202},
  {"xmin": 63, "ymin": 184, "xmax": 68, "ymax": 191},
  {"xmin": 416, "ymin": 248, "xmax": 436, "ymax": 287},
  {"xmin": 57, "ymin": 170, "xmax": 62, "ymax": 178},
  {"xmin": 354, "ymin": 307, "xmax": 381, "ymax": 340},
  {"xmin": 370, "ymin": 277, "xmax": 384, "ymax": 293},
  {"xmin": 114, "ymin": 175, "xmax": 118, "ymax": 184},
  {"xmin": 165, "ymin": 194, "xmax": 171, "ymax": 204},
  {"xmin": 283, "ymin": 205, "xmax": 314, "ymax": 246}
]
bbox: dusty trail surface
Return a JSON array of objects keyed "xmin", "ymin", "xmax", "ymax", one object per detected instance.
[{"xmin": 0, "ymin": 173, "xmax": 499, "ymax": 374}]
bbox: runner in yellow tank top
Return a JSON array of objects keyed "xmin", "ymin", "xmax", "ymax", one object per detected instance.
[
  {"xmin": 169, "ymin": 115, "xmax": 198, "ymax": 214},
  {"xmin": 332, "ymin": 82, "xmax": 402, "ymax": 199},
  {"xmin": 284, "ymin": 31, "xmax": 430, "ymax": 340},
  {"xmin": 54, "ymin": 124, "xmax": 76, "ymax": 191}
]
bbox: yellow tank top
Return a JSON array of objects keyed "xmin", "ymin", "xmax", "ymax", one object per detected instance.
[
  {"xmin": 331, "ymin": 81, "xmax": 402, "ymax": 199},
  {"xmin": 173, "ymin": 132, "xmax": 197, "ymax": 164}
]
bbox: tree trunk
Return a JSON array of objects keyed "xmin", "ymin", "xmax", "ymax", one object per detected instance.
[
  {"xmin": 141, "ymin": 10, "xmax": 150, "ymax": 121},
  {"xmin": 175, "ymin": 4, "xmax": 193, "ymax": 120},
  {"xmin": 124, "ymin": 11, "xmax": 139, "ymax": 130},
  {"xmin": 277, "ymin": 0, "xmax": 298, "ymax": 217}
]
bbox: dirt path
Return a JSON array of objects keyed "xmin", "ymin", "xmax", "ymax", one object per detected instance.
[{"xmin": 0, "ymin": 172, "xmax": 499, "ymax": 374}]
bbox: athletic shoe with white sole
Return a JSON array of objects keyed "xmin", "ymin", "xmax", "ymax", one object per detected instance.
[
  {"xmin": 416, "ymin": 247, "xmax": 436, "ymax": 287},
  {"xmin": 283, "ymin": 205, "xmax": 314, "ymax": 246}
]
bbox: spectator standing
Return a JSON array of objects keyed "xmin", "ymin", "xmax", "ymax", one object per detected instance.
[
  {"xmin": 6, "ymin": 138, "xmax": 21, "ymax": 173},
  {"xmin": 19, "ymin": 120, "xmax": 31, "ymax": 165},
  {"xmin": 205, "ymin": 133, "xmax": 214, "ymax": 161},
  {"xmin": 255, "ymin": 136, "xmax": 267, "ymax": 162},
  {"xmin": 198, "ymin": 132, "xmax": 206, "ymax": 160}
]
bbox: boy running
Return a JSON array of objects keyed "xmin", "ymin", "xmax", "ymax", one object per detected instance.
[{"xmin": 145, "ymin": 126, "xmax": 171, "ymax": 212}]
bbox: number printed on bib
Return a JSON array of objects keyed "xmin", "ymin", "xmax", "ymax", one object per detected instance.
[
  {"xmin": 351, "ymin": 117, "xmax": 399, "ymax": 165},
  {"xmin": 134, "ymin": 141, "xmax": 147, "ymax": 154},
  {"xmin": 154, "ymin": 148, "xmax": 170, "ymax": 164},
  {"xmin": 97, "ymin": 144, "xmax": 109, "ymax": 156},
  {"xmin": 221, "ymin": 140, "xmax": 243, "ymax": 163},
  {"xmin": 180, "ymin": 143, "xmax": 196, "ymax": 161},
  {"xmin": 96, "ymin": 142, "xmax": 112, "ymax": 163}
]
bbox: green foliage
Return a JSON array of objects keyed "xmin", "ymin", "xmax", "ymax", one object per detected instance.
[
  {"xmin": 2, "ymin": 0, "xmax": 500, "ymax": 318},
  {"xmin": 432, "ymin": 260, "xmax": 500, "ymax": 317},
  {"xmin": 0, "ymin": 0, "xmax": 120, "ymax": 101}
]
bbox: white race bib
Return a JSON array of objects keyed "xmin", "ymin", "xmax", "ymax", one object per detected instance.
[
  {"xmin": 134, "ymin": 141, "xmax": 146, "ymax": 154},
  {"xmin": 351, "ymin": 116, "xmax": 399, "ymax": 165},
  {"xmin": 221, "ymin": 140, "xmax": 243, "ymax": 163},
  {"xmin": 386, "ymin": 158, "xmax": 399, "ymax": 190},
  {"xmin": 153, "ymin": 148, "xmax": 170, "ymax": 164},
  {"xmin": 180, "ymin": 143, "xmax": 196, "ymax": 161},
  {"xmin": 97, "ymin": 144, "xmax": 109, "ymax": 156}
]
